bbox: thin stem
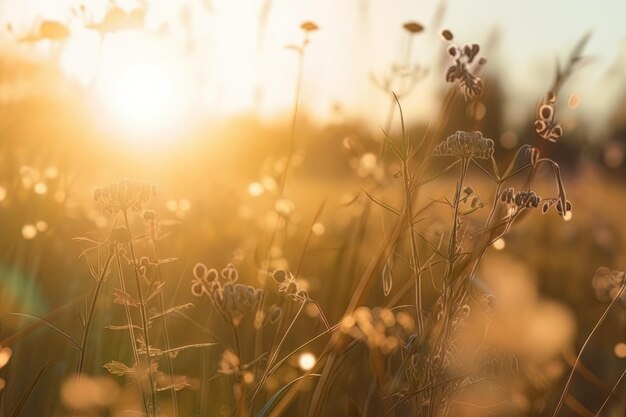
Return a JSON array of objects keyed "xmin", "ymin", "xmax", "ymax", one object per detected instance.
[
  {"xmin": 114, "ymin": 246, "xmax": 141, "ymax": 367},
  {"xmin": 595, "ymin": 368, "xmax": 625, "ymax": 417},
  {"xmin": 251, "ymin": 301, "xmax": 306, "ymax": 401},
  {"xmin": 149, "ymin": 218, "xmax": 179, "ymax": 417},
  {"xmin": 552, "ymin": 275, "xmax": 626, "ymax": 417},
  {"xmin": 77, "ymin": 249, "xmax": 115, "ymax": 376},
  {"xmin": 123, "ymin": 210, "xmax": 158, "ymax": 416},
  {"xmin": 444, "ymin": 158, "xmax": 470, "ymax": 284},
  {"xmin": 279, "ymin": 37, "xmax": 307, "ymax": 194}
]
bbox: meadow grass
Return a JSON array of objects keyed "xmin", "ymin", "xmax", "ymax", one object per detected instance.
[{"xmin": 0, "ymin": 10, "xmax": 624, "ymax": 417}]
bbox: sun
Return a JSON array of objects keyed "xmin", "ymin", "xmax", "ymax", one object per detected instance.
[
  {"xmin": 97, "ymin": 61, "xmax": 187, "ymax": 143},
  {"xmin": 103, "ymin": 64, "xmax": 174, "ymax": 130},
  {"xmin": 58, "ymin": 29, "xmax": 197, "ymax": 147}
]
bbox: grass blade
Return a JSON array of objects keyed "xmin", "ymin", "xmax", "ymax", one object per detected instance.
[{"xmin": 255, "ymin": 374, "xmax": 321, "ymax": 417}]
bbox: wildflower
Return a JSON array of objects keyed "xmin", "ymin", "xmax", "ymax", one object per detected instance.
[
  {"xmin": 94, "ymin": 180, "xmax": 156, "ymax": 214},
  {"xmin": 444, "ymin": 37, "xmax": 486, "ymax": 100},
  {"xmin": 433, "ymin": 131, "xmax": 494, "ymax": 160}
]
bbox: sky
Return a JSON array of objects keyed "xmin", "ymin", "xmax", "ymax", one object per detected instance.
[{"xmin": 0, "ymin": 0, "xmax": 624, "ymax": 134}]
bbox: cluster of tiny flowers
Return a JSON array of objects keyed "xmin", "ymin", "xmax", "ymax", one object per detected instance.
[
  {"xmin": 269, "ymin": 269, "xmax": 309, "ymax": 302},
  {"xmin": 443, "ymin": 32, "xmax": 486, "ymax": 100},
  {"xmin": 339, "ymin": 306, "xmax": 415, "ymax": 354},
  {"xmin": 433, "ymin": 131, "xmax": 494, "ymax": 160},
  {"xmin": 94, "ymin": 180, "xmax": 156, "ymax": 214},
  {"xmin": 500, "ymin": 188, "xmax": 542, "ymax": 209},
  {"xmin": 192, "ymin": 263, "xmax": 262, "ymax": 323}
]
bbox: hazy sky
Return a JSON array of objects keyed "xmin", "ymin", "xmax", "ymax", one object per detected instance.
[{"xmin": 0, "ymin": 0, "xmax": 624, "ymax": 133}]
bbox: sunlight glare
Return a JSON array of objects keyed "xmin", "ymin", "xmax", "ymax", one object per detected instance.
[
  {"xmin": 99, "ymin": 62, "xmax": 184, "ymax": 141},
  {"xmin": 298, "ymin": 352, "xmax": 317, "ymax": 371}
]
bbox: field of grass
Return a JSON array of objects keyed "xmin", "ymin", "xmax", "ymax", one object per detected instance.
[{"xmin": 0, "ymin": 2, "xmax": 625, "ymax": 417}]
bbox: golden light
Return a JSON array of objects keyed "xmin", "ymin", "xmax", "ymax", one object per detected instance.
[
  {"xmin": 298, "ymin": 352, "xmax": 317, "ymax": 371},
  {"xmin": 492, "ymin": 238, "xmax": 506, "ymax": 250},
  {"xmin": 97, "ymin": 61, "xmax": 188, "ymax": 142},
  {"xmin": 59, "ymin": 26, "xmax": 196, "ymax": 147}
]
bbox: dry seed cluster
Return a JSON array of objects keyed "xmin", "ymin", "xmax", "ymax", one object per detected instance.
[
  {"xmin": 94, "ymin": 180, "xmax": 156, "ymax": 214},
  {"xmin": 434, "ymin": 131, "xmax": 494, "ymax": 160},
  {"xmin": 500, "ymin": 188, "xmax": 542, "ymax": 209},
  {"xmin": 269, "ymin": 269, "xmax": 309, "ymax": 302},
  {"xmin": 443, "ymin": 31, "xmax": 486, "ymax": 100},
  {"xmin": 191, "ymin": 263, "xmax": 262, "ymax": 322}
]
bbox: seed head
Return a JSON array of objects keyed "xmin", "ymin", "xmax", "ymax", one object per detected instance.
[
  {"xmin": 94, "ymin": 179, "xmax": 156, "ymax": 214},
  {"xmin": 441, "ymin": 29, "xmax": 454, "ymax": 41},
  {"xmin": 300, "ymin": 21, "xmax": 319, "ymax": 32},
  {"xmin": 433, "ymin": 131, "xmax": 494, "ymax": 160},
  {"xmin": 402, "ymin": 21, "xmax": 424, "ymax": 34}
]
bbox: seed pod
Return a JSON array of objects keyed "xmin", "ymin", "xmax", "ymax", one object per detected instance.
[
  {"xmin": 402, "ymin": 21, "xmax": 424, "ymax": 34},
  {"xmin": 300, "ymin": 21, "xmax": 319, "ymax": 32},
  {"xmin": 271, "ymin": 269, "xmax": 288, "ymax": 284}
]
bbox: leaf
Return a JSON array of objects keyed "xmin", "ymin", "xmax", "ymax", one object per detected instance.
[
  {"xmin": 362, "ymin": 188, "xmax": 403, "ymax": 218},
  {"xmin": 11, "ymin": 312, "xmax": 80, "ymax": 350},
  {"xmin": 105, "ymin": 324, "xmax": 143, "ymax": 331},
  {"xmin": 9, "ymin": 360, "xmax": 49, "ymax": 417},
  {"xmin": 157, "ymin": 342, "xmax": 217, "ymax": 358},
  {"xmin": 113, "ymin": 289, "xmax": 139, "ymax": 307},
  {"xmin": 72, "ymin": 237, "xmax": 101, "ymax": 245},
  {"xmin": 103, "ymin": 360, "xmax": 133, "ymax": 376},
  {"xmin": 380, "ymin": 128, "xmax": 404, "ymax": 161},
  {"xmin": 148, "ymin": 303, "xmax": 194, "ymax": 322},
  {"xmin": 145, "ymin": 281, "xmax": 167, "ymax": 302},
  {"xmin": 156, "ymin": 258, "xmax": 178, "ymax": 265},
  {"xmin": 255, "ymin": 374, "xmax": 321, "ymax": 417},
  {"xmin": 157, "ymin": 376, "xmax": 191, "ymax": 392}
]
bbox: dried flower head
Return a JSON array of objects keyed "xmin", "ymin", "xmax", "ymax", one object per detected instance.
[
  {"xmin": 441, "ymin": 29, "xmax": 454, "ymax": 41},
  {"xmin": 94, "ymin": 180, "xmax": 156, "ymax": 214},
  {"xmin": 535, "ymin": 92, "xmax": 563, "ymax": 143},
  {"xmin": 433, "ymin": 131, "xmax": 494, "ymax": 160},
  {"xmin": 402, "ymin": 21, "xmax": 424, "ymax": 34},
  {"xmin": 500, "ymin": 188, "xmax": 542, "ymax": 210},
  {"xmin": 444, "ymin": 39, "xmax": 485, "ymax": 100},
  {"xmin": 300, "ymin": 21, "xmax": 319, "ymax": 32},
  {"xmin": 192, "ymin": 263, "xmax": 262, "ymax": 324},
  {"xmin": 541, "ymin": 198, "xmax": 572, "ymax": 216},
  {"xmin": 269, "ymin": 269, "xmax": 309, "ymax": 302}
]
